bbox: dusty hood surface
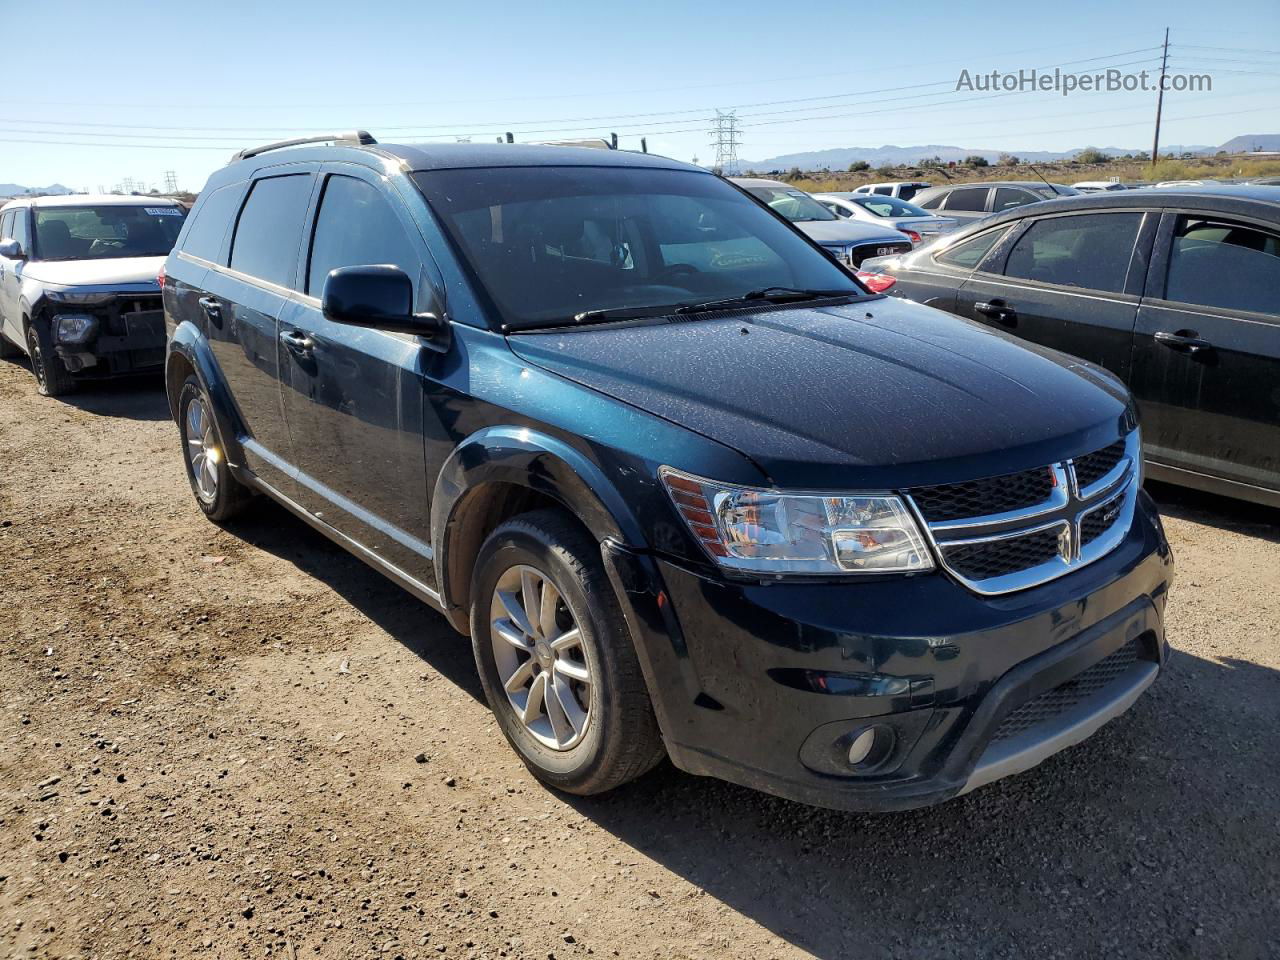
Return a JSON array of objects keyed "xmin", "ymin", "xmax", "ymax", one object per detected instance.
[
  {"xmin": 22, "ymin": 256, "xmax": 166, "ymax": 288},
  {"xmin": 509, "ymin": 297, "xmax": 1130, "ymax": 488}
]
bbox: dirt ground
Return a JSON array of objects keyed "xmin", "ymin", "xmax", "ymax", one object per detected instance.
[{"xmin": 1, "ymin": 357, "xmax": 1277, "ymax": 960}]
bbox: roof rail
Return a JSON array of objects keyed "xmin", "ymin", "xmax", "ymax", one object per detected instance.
[
  {"xmin": 230, "ymin": 130, "xmax": 377, "ymax": 163},
  {"xmin": 528, "ymin": 137, "xmax": 616, "ymax": 150}
]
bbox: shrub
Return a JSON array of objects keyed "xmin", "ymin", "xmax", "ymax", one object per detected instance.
[
  {"xmin": 965, "ymin": 155, "xmax": 990, "ymax": 167},
  {"xmin": 997, "ymin": 153, "xmax": 1020, "ymax": 166},
  {"xmin": 1076, "ymin": 147, "xmax": 1109, "ymax": 164},
  {"xmin": 848, "ymin": 160, "xmax": 870, "ymax": 172}
]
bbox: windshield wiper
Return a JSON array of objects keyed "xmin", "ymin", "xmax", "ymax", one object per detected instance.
[{"xmin": 673, "ymin": 287, "xmax": 858, "ymax": 314}]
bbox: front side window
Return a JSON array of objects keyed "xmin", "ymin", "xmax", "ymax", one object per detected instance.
[
  {"xmin": 944, "ymin": 188, "xmax": 989, "ymax": 212},
  {"xmin": 0, "ymin": 210, "xmax": 14, "ymax": 243},
  {"xmin": 229, "ymin": 175, "xmax": 314, "ymax": 288},
  {"xmin": 742, "ymin": 185, "xmax": 838, "ymax": 222},
  {"xmin": 1165, "ymin": 216, "xmax": 1280, "ymax": 316},
  {"xmin": 307, "ymin": 176, "xmax": 420, "ymax": 296},
  {"xmin": 934, "ymin": 227, "xmax": 1008, "ymax": 270},
  {"xmin": 992, "ymin": 187, "xmax": 1039, "ymax": 212},
  {"xmin": 1002, "ymin": 212, "xmax": 1142, "ymax": 293},
  {"xmin": 13, "ymin": 208, "xmax": 32, "ymax": 252},
  {"xmin": 413, "ymin": 166, "xmax": 861, "ymax": 328},
  {"xmin": 32, "ymin": 205, "xmax": 185, "ymax": 261}
]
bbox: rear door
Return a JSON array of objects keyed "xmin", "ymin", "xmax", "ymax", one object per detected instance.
[
  {"xmin": 0, "ymin": 209, "xmax": 18, "ymax": 345},
  {"xmin": 954, "ymin": 210, "xmax": 1152, "ymax": 381},
  {"xmin": 201, "ymin": 169, "xmax": 317, "ymax": 493},
  {"xmin": 277, "ymin": 166, "xmax": 437, "ymax": 583},
  {"xmin": 1130, "ymin": 210, "xmax": 1280, "ymax": 496}
]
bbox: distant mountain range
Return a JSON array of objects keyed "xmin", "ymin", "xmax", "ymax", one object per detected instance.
[
  {"xmin": 0, "ymin": 183, "xmax": 73, "ymax": 198},
  {"xmin": 738, "ymin": 137, "xmax": 1265, "ymax": 171}
]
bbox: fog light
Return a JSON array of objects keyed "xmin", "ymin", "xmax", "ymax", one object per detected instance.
[
  {"xmin": 847, "ymin": 728, "xmax": 877, "ymax": 765},
  {"xmin": 54, "ymin": 314, "xmax": 98, "ymax": 344}
]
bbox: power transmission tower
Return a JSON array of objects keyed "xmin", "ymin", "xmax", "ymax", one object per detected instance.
[
  {"xmin": 709, "ymin": 111, "xmax": 741, "ymax": 175},
  {"xmin": 163, "ymin": 170, "xmax": 178, "ymax": 193},
  {"xmin": 1150, "ymin": 27, "xmax": 1170, "ymax": 166}
]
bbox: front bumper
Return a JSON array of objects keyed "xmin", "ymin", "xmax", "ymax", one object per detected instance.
[
  {"xmin": 50, "ymin": 295, "xmax": 165, "ymax": 377},
  {"xmin": 604, "ymin": 489, "xmax": 1173, "ymax": 811}
]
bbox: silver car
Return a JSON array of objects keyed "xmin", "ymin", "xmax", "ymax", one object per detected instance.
[
  {"xmin": 814, "ymin": 193, "xmax": 957, "ymax": 245},
  {"xmin": 730, "ymin": 178, "xmax": 913, "ymax": 266}
]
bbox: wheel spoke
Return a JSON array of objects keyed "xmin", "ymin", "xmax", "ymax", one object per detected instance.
[
  {"xmin": 202, "ymin": 457, "xmax": 218, "ymax": 494},
  {"xmin": 553, "ymin": 657, "xmax": 590, "ymax": 684},
  {"xmin": 544, "ymin": 674, "xmax": 576, "ymax": 744},
  {"xmin": 550, "ymin": 674, "xmax": 587, "ymax": 740},
  {"xmin": 502, "ymin": 658, "xmax": 535, "ymax": 694},
  {"xmin": 186, "ymin": 401, "xmax": 202, "ymax": 439},
  {"xmin": 549, "ymin": 627, "xmax": 581, "ymax": 652},
  {"xmin": 521, "ymin": 672, "xmax": 548, "ymax": 725},
  {"xmin": 538, "ymin": 579, "xmax": 560, "ymax": 642},
  {"xmin": 492, "ymin": 618, "xmax": 532, "ymax": 652},
  {"xmin": 497, "ymin": 590, "xmax": 535, "ymax": 638},
  {"xmin": 520, "ymin": 569, "xmax": 543, "ymax": 637}
]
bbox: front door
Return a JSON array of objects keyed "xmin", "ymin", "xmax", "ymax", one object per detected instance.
[
  {"xmin": 278, "ymin": 169, "xmax": 436, "ymax": 583},
  {"xmin": 955, "ymin": 210, "xmax": 1150, "ymax": 382},
  {"xmin": 0, "ymin": 208, "xmax": 30, "ymax": 346},
  {"xmin": 1130, "ymin": 211, "xmax": 1280, "ymax": 497}
]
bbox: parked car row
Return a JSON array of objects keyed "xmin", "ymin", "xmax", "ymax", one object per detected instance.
[{"xmin": 0, "ymin": 133, "xmax": 1199, "ymax": 816}]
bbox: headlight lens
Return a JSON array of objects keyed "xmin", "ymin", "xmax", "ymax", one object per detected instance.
[
  {"xmin": 46, "ymin": 290, "xmax": 115, "ymax": 305},
  {"xmin": 660, "ymin": 468, "xmax": 935, "ymax": 576},
  {"xmin": 54, "ymin": 314, "xmax": 98, "ymax": 344}
]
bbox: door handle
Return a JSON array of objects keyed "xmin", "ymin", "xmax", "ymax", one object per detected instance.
[
  {"xmin": 975, "ymin": 299, "xmax": 1017, "ymax": 325},
  {"xmin": 198, "ymin": 296, "xmax": 223, "ymax": 321},
  {"xmin": 279, "ymin": 329, "xmax": 315, "ymax": 354},
  {"xmin": 1154, "ymin": 330, "xmax": 1212, "ymax": 356}
]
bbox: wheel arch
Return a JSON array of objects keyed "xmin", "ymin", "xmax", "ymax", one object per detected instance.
[{"xmin": 166, "ymin": 320, "xmax": 248, "ymax": 469}]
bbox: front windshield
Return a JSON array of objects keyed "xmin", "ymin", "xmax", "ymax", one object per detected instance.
[
  {"xmin": 33, "ymin": 204, "xmax": 187, "ymax": 261},
  {"xmin": 743, "ymin": 185, "xmax": 838, "ymax": 222},
  {"xmin": 853, "ymin": 196, "xmax": 931, "ymax": 218},
  {"xmin": 413, "ymin": 166, "xmax": 861, "ymax": 328}
]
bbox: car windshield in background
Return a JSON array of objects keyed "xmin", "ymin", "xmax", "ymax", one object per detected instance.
[
  {"xmin": 33, "ymin": 205, "xmax": 187, "ymax": 261},
  {"xmin": 413, "ymin": 167, "xmax": 861, "ymax": 328},
  {"xmin": 853, "ymin": 196, "xmax": 932, "ymax": 218},
  {"xmin": 743, "ymin": 186, "xmax": 838, "ymax": 222},
  {"xmin": 1031, "ymin": 185, "xmax": 1080, "ymax": 199}
]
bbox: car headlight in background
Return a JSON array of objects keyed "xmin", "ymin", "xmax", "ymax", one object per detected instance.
[
  {"xmin": 660, "ymin": 467, "xmax": 935, "ymax": 576},
  {"xmin": 46, "ymin": 290, "xmax": 115, "ymax": 305},
  {"xmin": 54, "ymin": 314, "xmax": 98, "ymax": 344}
]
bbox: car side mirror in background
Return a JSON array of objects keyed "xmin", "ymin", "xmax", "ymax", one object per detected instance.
[
  {"xmin": 0, "ymin": 238, "xmax": 25, "ymax": 260},
  {"xmin": 321, "ymin": 265, "xmax": 448, "ymax": 345}
]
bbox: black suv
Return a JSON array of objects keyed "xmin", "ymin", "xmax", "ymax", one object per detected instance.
[
  {"xmin": 162, "ymin": 132, "xmax": 1173, "ymax": 811},
  {"xmin": 859, "ymin": 185, "xmax": 1280, "ymax": 508}
]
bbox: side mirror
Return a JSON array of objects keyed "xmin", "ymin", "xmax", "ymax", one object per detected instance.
[
  {"xmin": 0, "ymin": 238, "xmax": 25, "ymax": 260},
  {"xmin": 321, "ymin": 265, "xmax": 447, "ymax": 341}
]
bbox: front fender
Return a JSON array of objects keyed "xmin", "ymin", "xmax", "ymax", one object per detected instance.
[
  {"xmin": 430, "ymin": 425, "xmax": 646, "ymax": 611},
  {"xmin": 167, "ymin": 320, "xmax": 248, "ymax": 470}
]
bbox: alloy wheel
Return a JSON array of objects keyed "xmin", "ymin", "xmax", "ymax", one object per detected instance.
[
  {"xmin": 185, "ymin": 397, "xmax": 220, "ymax": 504},
  {"xmin": 25, "ymin": 327, "xmax": 47, "ymax": 390},
  {"xmin": 489, "ymin": 564, "xmax": 593, "ymax": 750}
]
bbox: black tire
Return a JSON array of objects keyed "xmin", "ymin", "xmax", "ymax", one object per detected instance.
[
  {"xmin": 470, "ymin": 508, "xmax": 666, "ymax": 795},
  {"xmin": 0, "ymin": 330, "xmax": 20, "ymax": 359},
  {"xmin": 24, "ymin": 320, "xmax": 75, "ymax": 397},
  {"xmin": 177, "ymin": 374, "xmax": 252, "ymax": 523}
]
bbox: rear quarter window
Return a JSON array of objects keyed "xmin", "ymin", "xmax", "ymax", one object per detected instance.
[{"xmin": 181, "ymin": 184, "xmax": 244, "ymax": 263}]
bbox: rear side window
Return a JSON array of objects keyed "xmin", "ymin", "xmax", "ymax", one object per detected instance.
[
  {"xmin": 935, "ymin": 228, "xmax": 1007, "ymax": 270},
  {"xmin": 229, "ymin": 174, "xmax": 313, "ymax": 288},
  {"xmin": 915, "ymin": 193, "xmax": 943, "ymax": 210},
  {"xmin": 992, "ymin": 187, "xmax": 1039, "ymax": 212},
  {"xmin": 306, "ymin": 176, "xmax": 420, "ymax": 296},
  {"xmin": 944, "ymin": 188, "xmax": 989, "ymax": 212},
  {"xmin": 898, "ymin": 185, "xmax": 924, "ymax": 202},
  {"xmin": 182, "ymin": 185, "xmax": 243, "ymax": 263},
  {"xmin": 1003, "ymin": 212, "xmax": 1142, "ymax": 293},
  {"xmin": 1165, "ymin": 216, "xmax": 1280, "ymax": 316},
  {"xmin": 873, "ymin": 186, "xmax": 892, "ymax": 196}
]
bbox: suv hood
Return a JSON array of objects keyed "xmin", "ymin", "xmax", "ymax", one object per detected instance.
[
  {"xmin": 23, "ymin": 256, "xmax": 165, "ymax": 288},
  {"xmin": 509, "ymin": 298, "xmax": 1130, "ymax": 489},
  {"xmin": 793, "ymin": 219, "xmax": 908, "ymax": 245}
]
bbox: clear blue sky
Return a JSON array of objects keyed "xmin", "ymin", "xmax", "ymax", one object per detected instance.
[{"xmin": 3, "ymin": 0, "xmax": 1278, "ymax": 192}]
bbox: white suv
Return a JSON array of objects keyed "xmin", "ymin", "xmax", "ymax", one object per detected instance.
[
  {"xmin": 851, "ymin": 181, "xmax": 932, "ymax": 201},
  {"xmin": 0, "ymin": 194, "xmax": 186, "ymax": 396}
]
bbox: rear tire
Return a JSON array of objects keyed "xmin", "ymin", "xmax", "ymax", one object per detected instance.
[
  {"xmin": 470, "ymin": 508, "xmax": 666, "ymax": 795},
  {"xmin": 177, "ymin": 375, "xmax": 252, "ymax": 523},
  {"xmin": 24, "ymin": 320, "xmax": 75, "ymax": 397}
]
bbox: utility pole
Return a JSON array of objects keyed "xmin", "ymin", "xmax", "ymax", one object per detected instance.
[
  {"xmin": 709, "ymin": 111, "xmax": 741, "ymax": 176},
  {"xmin": 1150, "ymin": 27, "xmax": 1170, "ymax": 166}
]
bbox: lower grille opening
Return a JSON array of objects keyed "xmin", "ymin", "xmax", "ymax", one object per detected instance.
[{"xmin": 992, "ymin": 639, "xmax": 1141, "ymax": 744}]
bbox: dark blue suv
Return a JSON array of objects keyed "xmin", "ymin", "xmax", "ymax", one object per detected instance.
[{"xmin": 162, "ymin": 132, "xmax": 1173, "ymax": 811}]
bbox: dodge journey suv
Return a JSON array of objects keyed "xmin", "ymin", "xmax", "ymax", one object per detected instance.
[{"xmin": 162, "ymin": 132, "xmax": 1173, "ymax": 811}]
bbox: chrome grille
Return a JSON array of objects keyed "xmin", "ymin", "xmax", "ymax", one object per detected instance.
[
  {"xmin": 907, "ymin": 432, "xmax": 1140, "ymax": 595},
  {"xmin": 992, "ymin": 640, "xmax": 1140, "ymax": 743}
]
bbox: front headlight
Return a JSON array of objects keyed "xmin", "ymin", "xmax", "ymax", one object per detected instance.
[
  {"xmin": 47, "ymin": 290, "xmax": 115, "ymax": 305},
  {"xmin": 54, "ymin": 314, "xmax": 98, "ymax": 344},
  {"xmin": 660, "ymin": 467, "xmax": 935, "ymax": 576}
]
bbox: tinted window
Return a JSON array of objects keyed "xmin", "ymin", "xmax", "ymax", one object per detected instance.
[
  {"xmin": 183, "ymin": 185, "xmax": 244, "ymax": 263},
  {"xmin": 413, "ymin": 166, "xmax": 860, "ymax": 328},
  {"xmin": 33, "ymin": 205, "xmax": 185, "ymax": 261},
  {"xmin": 873, "ymin": 186, "xmax": 893, "ymax": 196},
  {"xmin": 915, "ymin": 193, "xmax": 944, "ymax": 210},
  {"xmin": 992, "ymin": 187, "xmax": 1039, "ymax": 212},
  {"xmin": 944, "ymin": 188, "xmax": 989, "ymax": 212},
  {"xmin": 1003, "ymin": 213, "xmax": 1142, "ymax": 293},
  {"xmin": 935, "ymin": 228, "xmax": 1008, "ymax": 270},
  {"xmin": 229, "ymin": 175, "xmax": 313, "ymax": 287},
  {"xmin": 898, "ymin": 185, "xmax": 924, "ymax": 202},
  {"xmin": 1165, "ymin": 216, "xmax": 1280, "ymax": 316},
  {"xmin": 307, "ymin": 176, "xmax": 419, "ymax": 296}
]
